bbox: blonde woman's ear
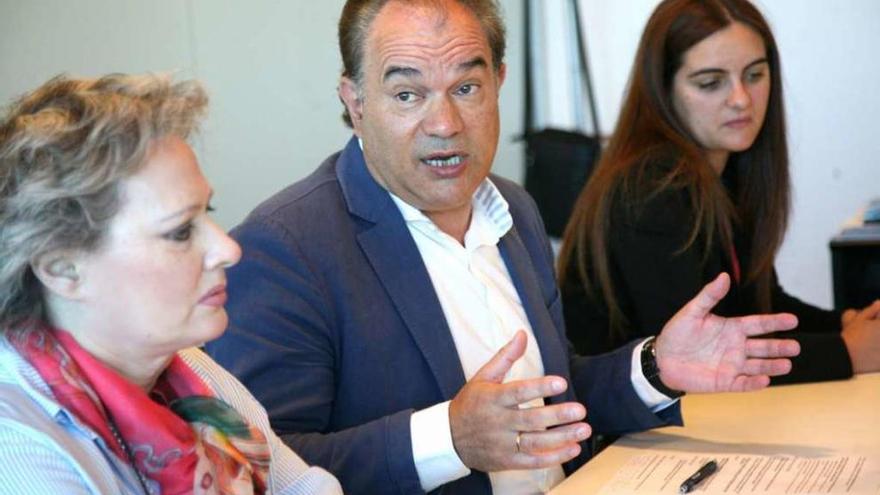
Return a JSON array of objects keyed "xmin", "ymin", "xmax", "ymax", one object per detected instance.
[{"xmin": 31, "ymin": 251, "xmax": 83, "ymax": 299}]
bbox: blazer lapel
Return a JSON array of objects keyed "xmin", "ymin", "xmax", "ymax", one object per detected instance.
[
  {"xmin": 336, "ymin": 137, "xmax": 466, "ymax": 400},
  {"xmin": 498, "ymin": 226, "xmax": 570, "ymax": 398}
]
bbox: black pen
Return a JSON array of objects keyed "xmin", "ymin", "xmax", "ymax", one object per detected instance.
[{"xmin": 679, "ymin": 459, "xmax": 718, "ymax": 493}]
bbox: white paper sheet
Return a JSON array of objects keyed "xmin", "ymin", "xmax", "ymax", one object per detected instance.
[{"xmin": 598, "ymin": 452, "xmax": 880, "ymax": 494}]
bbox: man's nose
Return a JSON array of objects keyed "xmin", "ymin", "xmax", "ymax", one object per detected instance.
[{"xmin": 422, "ymin": 95, "xmax": 464, "ymax": 138}]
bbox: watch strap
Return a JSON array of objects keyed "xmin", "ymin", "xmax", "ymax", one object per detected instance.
[{"xmin": 641, "ymin": 337, "xmax": 685, "ymax": 399}]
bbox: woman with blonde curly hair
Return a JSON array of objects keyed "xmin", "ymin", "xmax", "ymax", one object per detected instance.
[{"xmin": 0, "ymin": 74, "xmax": 341, "ymax": 494}]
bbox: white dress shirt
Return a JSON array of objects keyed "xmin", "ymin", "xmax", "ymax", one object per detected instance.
[{"xmin": 389, "ymin": 179, "xmax": 675, "ymax": 494}]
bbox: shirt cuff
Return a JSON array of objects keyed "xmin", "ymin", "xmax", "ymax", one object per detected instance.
[
  {"xmin": 410, "ymin": 401, "xmax": 471, "ymax": 491},
  {"xmin": 631, "ymin": 339, "xmax": 679, "ymax": 412}
]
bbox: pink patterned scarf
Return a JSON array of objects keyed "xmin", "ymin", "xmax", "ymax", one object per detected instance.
[{"xmin": 11, "ymin": 327, "xmax": 269, "ymax": 494}]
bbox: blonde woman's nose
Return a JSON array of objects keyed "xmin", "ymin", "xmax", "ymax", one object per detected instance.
[{"xmin": 205, "ymin": 220, "xmax": 242, "ymax": 269}]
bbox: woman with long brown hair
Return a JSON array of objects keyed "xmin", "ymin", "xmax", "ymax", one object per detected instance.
[{"xmin": 558, "ymin": 0, "xmax": 880, "ymax": 384}]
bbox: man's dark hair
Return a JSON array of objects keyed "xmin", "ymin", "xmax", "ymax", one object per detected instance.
[{"xmin": 337, "ymin": 0, "xmax": 506, "ymax": 127}]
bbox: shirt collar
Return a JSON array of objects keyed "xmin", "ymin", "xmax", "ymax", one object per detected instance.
[
  {"xmin": 388, "ymin": 179, "xmax": 513, "ymax": 249},
  {"xmin": 358, "ymin": 138, "xmax": 513, "ymax": 246}
]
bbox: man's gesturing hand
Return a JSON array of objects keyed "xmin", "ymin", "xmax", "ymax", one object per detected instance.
[
  {"xmin": 448, "ymin": 331, "xmax": 591, "ymax": 473},
  {"xmin": 655, "ymin": 272, "xmax": 801, "ymax": 393}
]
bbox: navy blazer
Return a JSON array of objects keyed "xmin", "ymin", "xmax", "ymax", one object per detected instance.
[{"xmin": 206, "ymin": 137, "xmax": 681, "ymax": 494}]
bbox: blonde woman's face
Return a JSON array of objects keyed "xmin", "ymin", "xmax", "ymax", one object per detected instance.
[
  {"xmin": 75, "ymin": 136, "xmax": 241, "ymax": 362},
  {"xmin": 671, "ymin": 22, "xmax": 771, "ymax": 168}
]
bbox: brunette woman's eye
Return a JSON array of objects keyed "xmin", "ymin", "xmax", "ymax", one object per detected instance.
[
  {"xmin": 698, "ymin": 79, "xmax": 721, "ymax": 91},
  {"xmin": 745, "ymin": 69, "xmax": 766, "ymax": 83}
]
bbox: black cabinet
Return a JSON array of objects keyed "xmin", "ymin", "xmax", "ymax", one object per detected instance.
[{"xmin": 830, "ymin": 225, "xmax": 880, "ymax": 310}]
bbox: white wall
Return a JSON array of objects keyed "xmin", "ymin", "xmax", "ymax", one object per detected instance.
[
  {"xmin": 1, "ymin": 1, "xmax": 876, "ymax": 308},
  {"xmin": 764, "ymin": 1, "xmax": 880, "ymax": 309},
  {"xmin": 0, "ymin": 0, "xmax": 525, "ymax": 229},
  {"xmin": 578, "ymin": 0, "xmax": 880, "ymax": 309}
]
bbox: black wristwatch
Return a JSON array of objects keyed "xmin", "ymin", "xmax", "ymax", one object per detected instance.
[{"xmin": 641, "ymin": 337, "xmax": 685, "ymax": 398}]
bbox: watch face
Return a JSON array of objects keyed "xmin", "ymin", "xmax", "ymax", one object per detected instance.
[{"xmin": 641, "ymin": 340, "xmax": 660, "ymax": 376}]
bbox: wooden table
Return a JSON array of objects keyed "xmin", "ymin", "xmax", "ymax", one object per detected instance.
[{"xmin": 550, "ymin": 373, "xmax": 880, "ymax": 494}]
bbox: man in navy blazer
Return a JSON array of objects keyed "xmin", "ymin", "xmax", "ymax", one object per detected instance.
[{"xmin": 206, "ymin": 1, "xmax": 800, "ymax": 493}]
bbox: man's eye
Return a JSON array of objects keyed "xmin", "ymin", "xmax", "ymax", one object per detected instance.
[
  {"xmin": 395, "ymin": 91, "xmax": 417, "ymax": 102},
  {"xmin": 457, "ymin": 84, "xmax": 476, "ymax": 95},
  {"xmin": 166, "ymin": 223, "xmax": 194, "ymax": 242}
]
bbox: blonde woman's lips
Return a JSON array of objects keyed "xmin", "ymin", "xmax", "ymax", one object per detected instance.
[{"xmin": 199, "ymin": 284, "xmax": 227, "ymax": 307}]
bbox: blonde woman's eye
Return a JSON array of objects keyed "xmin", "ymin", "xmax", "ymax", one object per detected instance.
[{"xmin": 165, "ymin": 223, "xmax": 194, "ymax": 242}]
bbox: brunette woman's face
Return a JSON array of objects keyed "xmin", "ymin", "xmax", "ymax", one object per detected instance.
[{"xmin": 671, "ymin": 22, "xmax": 771, "ymax": 170}]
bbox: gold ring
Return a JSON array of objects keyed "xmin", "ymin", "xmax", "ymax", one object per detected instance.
[{"xmin": 515, "ymin": 431, "xmax": 523, "ymax": 453}]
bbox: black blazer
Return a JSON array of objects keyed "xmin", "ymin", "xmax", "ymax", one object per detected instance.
[{"xmin": 561, "ymin": 170, "xmax": 852, "ymax": 385}]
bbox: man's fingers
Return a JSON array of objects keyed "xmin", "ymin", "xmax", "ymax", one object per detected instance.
[
  {"xmin": 734, "ymin": 313, "xmax": 798, "ymax": 336},
  {"xmin": 473, "ymin": 330, "xmax": 528, "ymax": 383},
  {"xmin": 497, "ymin": 376, "xmax": 568, "ymax": 407},
  {"xmin": 511, "ymin": 402, "xmax": 586, "ymax": 432},
  {"xmin": 516, "ymin": 423, "xmax": 592, "ymax": 455},
  {"xmin": 730, "ymin": 375, "xmax": 771, "ymax": 392},
  {"xmin": 681, "ymin": 272, "xmax": 730, "ymax": 319},
  {"xmin": 511, "ymin": 443, "xmax": 583, "ymax": 470},
  {"xmin": 742, "ymin": 357, "xmax": 792, "ymax": 377},
  {"xmin": 744, "ymin": 338, "xmax": 800, "ymax": 358}
]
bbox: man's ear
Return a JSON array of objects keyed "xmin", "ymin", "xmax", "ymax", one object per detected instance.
[
  {"xmin": 496, "ymin": 63, "xmax": 507, "ymax": 91},
  {"xmin": 338, "ymin": 76, "xmax": 365, "ymax": 132},
  {"xmin": 31, "ymin": 251, "xmax": 84, "ymax": 300}
]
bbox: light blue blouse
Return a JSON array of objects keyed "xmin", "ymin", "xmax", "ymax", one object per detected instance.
[{"xmin": 0, "ymin": 337, "xmax": 341, "ymax": 495}]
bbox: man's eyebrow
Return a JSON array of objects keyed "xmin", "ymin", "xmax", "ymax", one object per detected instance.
[
  {"xmin": 382, "ymin": 57, "xmax": 489, "ymax": 83},
  {"xmin": 458, "ymin": 56, "xmax": 488, "ymax": 72},
  {"xmin": 687, "ymin": 57, "xmax": 768, "ymax": 78},
  {"xmin": 383, "ymin": 66, "xmax": 421, "ymax": 82}
]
